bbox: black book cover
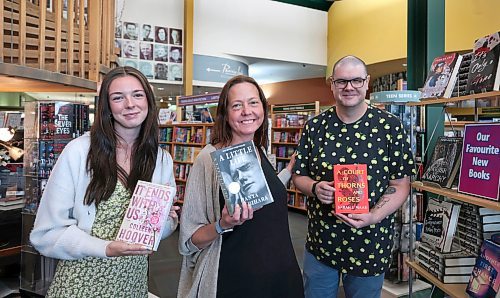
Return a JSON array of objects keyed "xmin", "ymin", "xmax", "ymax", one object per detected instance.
[
  {"xmin": 422, "ymin": 136, "xmax": 463, "ymax": 188},
  {"xmin": 54, "ymin": 102, "xmax": 75, "ymax": 139},
  {"xmin": 467, "ymin": 31, "xmax": 500, "ymax": 94},
  {"xmin": 210, "ymin": 140, "xmax": 274, "ymax": 215}
]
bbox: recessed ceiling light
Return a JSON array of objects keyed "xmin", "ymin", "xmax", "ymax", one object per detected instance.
[{"xmin": 158, "ymin": 87, "xmax": 165, "ymax": 91}]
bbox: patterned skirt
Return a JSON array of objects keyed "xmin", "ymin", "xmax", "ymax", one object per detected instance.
[{"xmin": 46, "ymin": 183, "xmax": 148, "ymax": 298}]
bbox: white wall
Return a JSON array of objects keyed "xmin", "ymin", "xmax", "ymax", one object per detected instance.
[
  {"xmin": 194, "ymin": 0, "xmax": 327, "ymax": 66},
  {"xmin": 115, "ymin": 0, "xmax": 183, "ymax": 27}
]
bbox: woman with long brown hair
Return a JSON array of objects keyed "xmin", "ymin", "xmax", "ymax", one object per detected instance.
[
  {"xmin": 178, "ymin": 75, "xmax": 303, "ymax": 298},
  {"xmin": 31, "ymin": 66, "xmax": 179, "ymax": 297}
]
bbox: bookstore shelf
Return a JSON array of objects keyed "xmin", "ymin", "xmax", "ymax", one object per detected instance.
[
  {"xmin": 0, "ymin": 245, "xmax": 21, "ymax": 257},
  {"xmin": 408, "ymin": 90, "xmax": 500, "ymax": 106},
  {"xmin": 412, "ymin": 182, "xmax": 500, "ymax": 210},
  {"xmin": 444, "ymin": 121, "xmax": 476, "ymax": 127},
  {"xmin": 409, "ymin": 87, "xmax": 499, "ymax": 297},
  {"xmin": 407, "ymin": 261, "xmax": 467, "ymax": 298},
  {"xmin": 159, "ymin": 123, "xmax": 213, "ymax": 203},
  {"xmin": 270, "ymin": 102, "xmax": 320, "ymax": 211}
]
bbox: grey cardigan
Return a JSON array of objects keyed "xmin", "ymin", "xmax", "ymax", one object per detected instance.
[{"xmin": 177, "ymin": 144, "xmax": 291, "ymax": 298}]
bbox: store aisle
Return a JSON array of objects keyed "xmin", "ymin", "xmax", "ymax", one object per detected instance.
[{"xmin": 148, "ymin": 211, "xmax": 308, "ymax": 298}]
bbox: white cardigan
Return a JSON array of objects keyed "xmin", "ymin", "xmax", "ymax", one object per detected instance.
[{"xmin": 30, "ymin": 134, "xmax": 177, "ymax": 260}]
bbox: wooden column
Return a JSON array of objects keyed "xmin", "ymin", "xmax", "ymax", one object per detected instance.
[
  {"xmin": 68, "ymin": 0, "xmax": 75, "ymax": 75},
  {"xmin": 0, "ymin": 0, "xmax": 4, "ymax": 61},
  {"xmin": 39, "ymin": 0, "xmax": 47, "ymax": 69},
  {"xmin": 87, "ymin": 0, "xmax": 102, "ymax": 81},
  {"xmin": 19, "ymin": 0, "xmax": 27, "ymax": 65},
  {"xmin": 79, "ymin": 0, "xmax": 85, "ymax": 78},
  {"xmin": 184, "ymin": 0, "xmax": 194, "ymax": 96},
  {"xmin": 54, "ymin": 0, "xmax": 63, "ymax": 73}
]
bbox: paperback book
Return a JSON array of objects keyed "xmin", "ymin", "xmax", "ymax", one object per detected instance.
[
  {"xmin": 421, "ymin": 53, "xmax": 463, "ymax": 99},
  {"xmin": 467, "ymin": 239, "xmax": 500, "ymax": 298},
  {"xmin": 467, "ymin": 31, "xmax": 500, "ymax": 94},
  {"xmin": 211, "ymin": 140, "xmax": 274, "ymax": 215},
  {"xmin": 333, "ymin": 164, "xmax": 369, "ymax": 214},
  {"xmin": 421, "ymin": 198, "xmax": 461, "ymax": 253},
  {"xmin": 422, "ymin": 136, "xmax": 463, "ymax": 188},
  {"xmin": 417, "ymin": 241, "xmax": 477, "ymax": 267},
  {"xmin": 116, "ymin": 180, "xmax": 176, "ymax": 251}
]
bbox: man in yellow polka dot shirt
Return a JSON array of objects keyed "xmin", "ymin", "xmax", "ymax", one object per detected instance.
[{"xmin": 293, "ymin": 56, "xmax": 416, "ymax": 298}]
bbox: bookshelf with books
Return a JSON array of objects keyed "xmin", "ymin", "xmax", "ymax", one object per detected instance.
[
  {"xmin": 159, "ymin": 122, "xmax": 213, "ymax": 203},
  {"xmin": 20, "ymin": 101, "xmax": 90, "ymax": 296},
  {"xmin": 162, "ymin": 93, "xmax": 219, "ymax": 203},
  {"xmin": 270, "ymin": 101, "xmax": 320, "ymax": 211},
  {"xmin": 407, "ymin": 91, "xmax": 500, "ymax": 298}
]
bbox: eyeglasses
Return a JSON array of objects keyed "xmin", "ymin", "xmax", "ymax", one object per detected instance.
[{"xmin": 331, "ymin": 77, "xmax": 367, "ymax": 89}]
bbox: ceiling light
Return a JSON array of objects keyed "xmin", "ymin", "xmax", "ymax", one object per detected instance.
[{"xmin": 158, "ymin": 87, "xmax": 165, "ymax": 91}]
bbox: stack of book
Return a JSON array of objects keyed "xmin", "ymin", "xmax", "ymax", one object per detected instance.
[
  {"xmin": 415, "ymin": 241, "xmax": 477, "ymax": 283},
  {"xmin": 451, "ymin": 52, "xmax": 473, "ymax": 98}
]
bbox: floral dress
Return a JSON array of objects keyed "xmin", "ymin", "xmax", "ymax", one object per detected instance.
[{"xmin": 46, "ymin": 183, "xmax": 148, "ymax": 298}]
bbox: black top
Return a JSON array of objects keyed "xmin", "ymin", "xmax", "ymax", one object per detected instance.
[
  {"xmin": 217, "ymin": 148, "xmax": 304, "ymax": 298},
  {"xmin": 294, "ymin": 105, "xmax": 416, "ymax": 276}
]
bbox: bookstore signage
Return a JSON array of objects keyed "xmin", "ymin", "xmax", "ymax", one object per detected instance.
[
  {"xmin": 458, "ymin": 123, "xmax": 500, "ymax": 201},
  {"xmin": 272, "ymin": 104, "xmax": 317, "ymax": 113},
  {"xmin": 370, "ymin": 90, "xmax": 421, "ymax": 103},
  {"xmin": 193, "ymin": 54, "xmax": 248, "ymax": 83},
  {"xmin": 177, "ymin": 93, "xmax": 219, "ymax": 106}
]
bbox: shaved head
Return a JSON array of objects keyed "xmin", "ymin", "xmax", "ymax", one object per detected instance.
[{"xmin": 332, "ymin": 55, "xmax": 368, "ymax": 78}]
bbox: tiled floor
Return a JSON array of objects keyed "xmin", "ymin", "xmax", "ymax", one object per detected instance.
[{"xmin": 148, "ymin": 210, "xmax": 308, "ymax": 298}]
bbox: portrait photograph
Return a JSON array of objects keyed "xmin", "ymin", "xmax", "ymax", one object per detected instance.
[
  {"xmin": 139, "ymin": 61, "xmax": 154, "ymax": 79},
  {"xmin": 169, "ymin": 46, "xmax": 183, "ymax": 63},
  {"xmin": 119, "ymin": 58, "xmax": 138, "ymax": 69},
  {"xmin": 122, "ymin": 40, "xmax": 138, "ymax": 58},
  {"xmin": 155, "ymin": 26, "xmax": 169, "ymax": 44},
  {"xmin": 141, "ymin": 24, "xmax": 154, "ymax": 42},
  {"xmin": 139, "ymin": 42, "xmax": 153, "ymax": 60},
  {"xmin": 168, "ymin": 64, "xmax": 183, "ymax": 81},
  {"xmin": 169, "ymin": 28, "xmax": 182, "ymax": 45},
  {"xmin": 155, "ymin": 63, "xmax": 168, "ymax": 80},
  {"xmin": 115, "ymin": 21, "xmax": 122, "ymax": 38},
  {"xmin": 123, "ymin": 22, "xmax": 139, "ymax": 40},
  {"xmin": 154, "ymin": 44, "xmax": 169, "ymax": 62}
]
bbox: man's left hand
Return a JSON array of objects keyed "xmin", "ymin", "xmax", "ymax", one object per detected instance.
[{"xmin": 334, "ymin": 212, "xmax": 378, "ymax": 229}]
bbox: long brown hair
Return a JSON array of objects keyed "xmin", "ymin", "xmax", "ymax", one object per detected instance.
[
  {"xmin": 210, "ymin": 75, "xmax": 269, "ymax": 148},
  {"xmin": 84, "ymin": 66, "xmax": 159, "ymax": 206}
]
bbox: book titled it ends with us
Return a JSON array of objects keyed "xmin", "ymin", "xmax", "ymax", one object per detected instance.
[
  {"xmin": 116, "ymin": 181, "xmax": 176, "ymax": 251},
  {"xmin": 333, "ymin": 164, "xmax": 369, "ymax": 214}
]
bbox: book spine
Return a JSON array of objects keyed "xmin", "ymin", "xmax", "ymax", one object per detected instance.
[{"xmin": 212, "ymin": 154, "xmax": 234, "ymax": 216}]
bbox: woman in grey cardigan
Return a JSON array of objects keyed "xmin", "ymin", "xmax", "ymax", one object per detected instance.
[{"xmin": 178, "ymin": 75, "xmax": 304, "ymax": 298}]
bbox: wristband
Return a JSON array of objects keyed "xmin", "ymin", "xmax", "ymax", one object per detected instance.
[
  {"xmin": 311, "ymin": 181, "xmax": 320, "ymax": 197},
  {"xmin": 215, "ymin": 219, "xmax": 233, "ymax": 235}
]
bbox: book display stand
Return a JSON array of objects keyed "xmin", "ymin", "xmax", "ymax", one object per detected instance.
[
  {"xmin": 407, "ymin": 91, "xmax": 500, "ymax": 298},
  {"xmin": 20, "ymin": 101, "xmax": 90, "ymax": 296}
]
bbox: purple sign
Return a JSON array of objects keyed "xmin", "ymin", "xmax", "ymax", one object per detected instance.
[
  {"xmin": 458, "ymin": 123, "xmax": 500, "ymax": 201},
  {"xmin": 177, "ymin": 93, "xmax": 219, "ymax": 106}
]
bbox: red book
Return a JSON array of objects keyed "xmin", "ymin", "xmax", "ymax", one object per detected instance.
[{"xmin": 333, "ymin": 164, "xmax": 369, "ymax": 214}]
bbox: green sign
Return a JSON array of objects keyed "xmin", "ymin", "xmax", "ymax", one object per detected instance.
[{"xmin": 369, "ymin": 91, "xmax": 421, "ymax": 103}]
